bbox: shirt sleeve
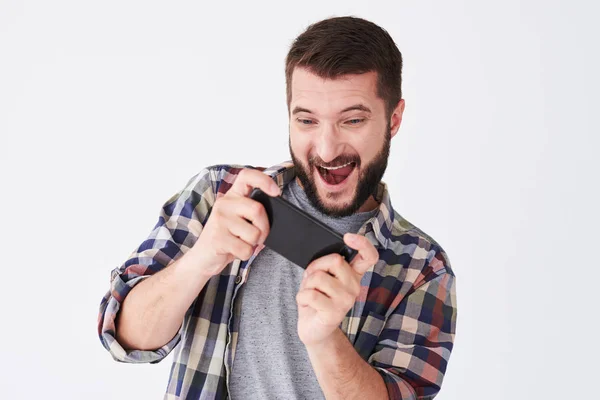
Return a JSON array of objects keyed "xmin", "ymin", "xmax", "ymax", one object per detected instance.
[
  {"xmin": 369, "ymin": 249, "xmax": 458, "ymax": 400},
  {"xmin": 97, "ymin": 167, "xmax": 216, "ymax": 364}
]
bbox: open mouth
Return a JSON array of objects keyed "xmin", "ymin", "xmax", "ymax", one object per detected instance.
[{"xmin": 316, "ymin": 162, "xmax": 356, "ymax": 186}]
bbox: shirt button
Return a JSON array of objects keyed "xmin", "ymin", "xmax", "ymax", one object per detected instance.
[{"xmin": 235, "ymin": 275, "xmax": 242, "ymax": 284}]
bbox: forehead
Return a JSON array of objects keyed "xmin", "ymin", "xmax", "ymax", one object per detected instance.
[{"xmin": 290, "ymin": 67, "xmax": 380, "ymax": 109}]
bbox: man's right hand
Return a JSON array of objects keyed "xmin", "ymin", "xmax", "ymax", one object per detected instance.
[{"xmin": 191, "ymin": 168, "xmax": 281, "ymax": 277}]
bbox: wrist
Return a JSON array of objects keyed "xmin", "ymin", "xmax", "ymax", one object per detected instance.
[
  {"xmin": 304, "ymin": 328, "xmax": 342, "ymax": 353},
  {"xmin": 174, "ymin": 248, "xmax": 215, "ymax": 284}
]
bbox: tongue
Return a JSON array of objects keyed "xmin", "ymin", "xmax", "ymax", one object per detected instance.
[
  {"xmin": 330, "ymin": 164, "xmax": 354, "ymax": 178},
  {"xmin": 324, "ymin": 164, "xmax": 354, "ymax": 185}
]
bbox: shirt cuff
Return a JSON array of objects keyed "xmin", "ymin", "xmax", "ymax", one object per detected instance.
[
  {"xmin": 373, "ymin": 366, "xmax": 419, "ymax": 400},
  {"xmin": 98, "ymin": 275, "xmax": 181, "ymax": 364}
]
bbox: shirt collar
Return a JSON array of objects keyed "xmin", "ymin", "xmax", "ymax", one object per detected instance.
[{"xmin": 260, "ymin": 160, "xmax": 394, "ymax": 249}]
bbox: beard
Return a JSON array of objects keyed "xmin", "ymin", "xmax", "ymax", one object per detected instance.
[{"xmin": 289, "ymin": 122, "xmax": 391, "ymax": 218}]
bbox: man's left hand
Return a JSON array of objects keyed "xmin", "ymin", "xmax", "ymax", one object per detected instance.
[{"xmin": 296, "ymin": 232, "xmax": 379, "ymax": 347}]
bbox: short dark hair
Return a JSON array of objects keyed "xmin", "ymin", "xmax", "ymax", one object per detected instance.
[{"xmin": 285, "ymin": 16, "xmax": 403, "ymax": 120}]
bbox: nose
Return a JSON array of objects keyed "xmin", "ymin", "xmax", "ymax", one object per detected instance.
[{"xmin": 315, "ymin": 123, "xmax": 344, "ymax": 163}]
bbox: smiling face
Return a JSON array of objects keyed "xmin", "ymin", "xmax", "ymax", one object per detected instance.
[{"xmin": 288, "ymin": 66, "xmax": 405, "ymax": 218}]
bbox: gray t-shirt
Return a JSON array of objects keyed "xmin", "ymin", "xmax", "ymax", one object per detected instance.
[{"xmin": 229, "ymin": 178, "xmax": 378, "ymax": 400}]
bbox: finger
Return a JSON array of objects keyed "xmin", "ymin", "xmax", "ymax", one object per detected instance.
[
  {"xmin": 224, "ymin": 196, "xmax": 271, "ymax": 244},
  {"xmin": 222, "ymin": 234, "xmax": 255, "ymax": 261},
  {"xmin": 296, "ymin": 288, "xmax": 335, "ymax": 313},
  {"xmin": 304, "ymin": 271, "xmax": 356, "ymax": 309},
  {"xmin": 304, "ymin": 253, "xmax": 358, "ymax": 293},
  {"xmin": 343, "ymin": 233, "xmax": 379, "ymax": 275},
  {"xmin": 226, "ymin": 215, "xmax": 263, "ymax": 246},
  {"xmin": 228, "ymin": 168, "xmax": 281, "ymax": 198},
  {"xmin": 304, "ymin": 270, "xmax": 344, "ymax": 299}
]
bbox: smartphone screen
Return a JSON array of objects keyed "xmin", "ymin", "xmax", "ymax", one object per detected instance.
[{"xmin": 249, "ymin": 187, "xmax": 358, "ymax": 269}]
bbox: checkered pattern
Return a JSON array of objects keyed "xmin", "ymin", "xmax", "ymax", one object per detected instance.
[{"xmin": 98, "ymin": 160, "xmax": 457, "ymax": 399}]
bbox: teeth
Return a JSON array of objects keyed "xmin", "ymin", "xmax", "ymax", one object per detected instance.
[{"xmin": 319, "ymin": 162, "xmax": 353, "ymax": 170}]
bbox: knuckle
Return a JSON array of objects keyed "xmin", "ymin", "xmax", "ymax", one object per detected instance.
[
  {"xmin": 302, "ymin": 268, "xmax": 311, "ymax": 282},
  {"xmin": 242, "ymin": 246, "xmax": 254, "ymax": 260},
  {"xmin": 313, "ymin": 270, "xmax": 325, "ymax": 281},
  {"xmin": 256, "ymin": 204, "xmax": 267, "ymax": 221},
  {"xmin": 257, "ymin": 227, "xmax": 268, "ymax": 244},
  {"xmin": 304, "ymin": 273, "xmax": 312, "ymax": 286},
  {"xmin": 233, "ymin": 239, "xmax": 243, "ymax": 253},
  {"xmin": 251, "ymin": 228, "xmax": 261, "ymax": 244},
  {"xmin": 234, "ymin": 241, "xmax": 246, "ymax": 256},
  {"xmin": 251, "ymin": 201, "xmax": 263, "ymax": 217}
]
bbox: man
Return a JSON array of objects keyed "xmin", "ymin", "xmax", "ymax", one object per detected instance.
[{"xmin": 98, "ymin": 16, "xmax": 457, "ymax": 400}]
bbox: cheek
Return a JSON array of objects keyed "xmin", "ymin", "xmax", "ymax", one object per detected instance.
[
  {"xmin": 289, "ymin": 130, "xmax": 310, "ymax": 150},
  {"xmin": 353, "ymin": 136, "xmax": 380, "ymax": 162},
  {"xmin": 352, "ymin": 132, "xmax": 374, "ymax": 149},
  {"xmin": 290, "ymin": 134, "xmax": 314, "ymax": 159}
]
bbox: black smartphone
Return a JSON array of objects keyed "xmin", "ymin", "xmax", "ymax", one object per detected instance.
[{"xmin": 249, "ymin": 187, "xmax": 358, "ymax": 269}]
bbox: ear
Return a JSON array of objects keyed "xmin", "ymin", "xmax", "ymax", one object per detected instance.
[{"xmin": 390, "ymin": 99, "xmax": 405, "ymax": 139}]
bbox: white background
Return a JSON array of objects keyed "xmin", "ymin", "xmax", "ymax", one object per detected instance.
[{"xmin": 1, "ymin": 1, "xmax": 598, "ymax": 399}]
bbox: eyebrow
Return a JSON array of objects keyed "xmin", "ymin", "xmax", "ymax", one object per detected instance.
[{"xmin": 291, "ymin": 104, "xmax": 372, "ymax": 115}]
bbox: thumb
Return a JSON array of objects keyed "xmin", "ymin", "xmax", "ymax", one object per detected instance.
[{"xmin": 344, "ymin": 233, "xmax": 378, "ymax": 275}]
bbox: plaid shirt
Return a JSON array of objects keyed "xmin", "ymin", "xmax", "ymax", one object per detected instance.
[{"xmin": 98, "ymin": 160, "xmax": 457, "ymax": 400}]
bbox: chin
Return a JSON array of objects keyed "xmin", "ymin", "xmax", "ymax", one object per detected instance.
[{"xmin": 314, "ymin": 174, "xmax": 359, "ymax": 214}]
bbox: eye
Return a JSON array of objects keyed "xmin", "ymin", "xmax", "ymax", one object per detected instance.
[
  {"xmin": 346, "ymin": 118, "xmax": 365, "ymax": 125},
  {"xmin": 297, "ymin": 118, "xmax": 315, "ymax": 125}
]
